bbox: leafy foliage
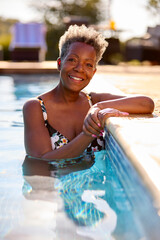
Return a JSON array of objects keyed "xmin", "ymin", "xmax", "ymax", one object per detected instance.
[
  {"xmin": 32, "ymin": 0, "xmax": 104, "ymax": 26},
  {"xmin": 0, "ymin": 18, "xmax": 18, "ymax": 60},
  {"xmin": 46, "ymin": 27, "xmax": 65, "ymax": 60},
  {"xmin": 31, "ymin": 0, "xmax": 105, "ymax": 60},
  {"xmin": 146, "ymin": 0, "xmax": 160, "ymax": 15}
]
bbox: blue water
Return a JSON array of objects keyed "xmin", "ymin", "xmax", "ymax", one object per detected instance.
[{"xmin": 0, "ymin": 75, "xmax": 160, "ymax": 240}]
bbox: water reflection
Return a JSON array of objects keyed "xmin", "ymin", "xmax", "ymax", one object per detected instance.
[
  {"xmin": 22, "ymin": 151, "xmax": 117, "ymax": 240},
  {"xmin": 23, "ymin": 152, "xmax": 95, "ymax": 177}
]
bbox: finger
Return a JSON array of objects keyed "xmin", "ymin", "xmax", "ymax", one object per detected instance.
[
  {"xmin": 83, "ymin": 125, "xmax": 98, "ymax": 138},
  {"xmin": 119, "ymin": 111, "xmax": 129, "ymax": 116},
  {"xmin": 86, "ymin": 115, "xmax": 101, "ymax": 132},
  {"xmin": 114, "ymin": 111, "xmax": 129, "ymax": 117},
  {"xmin": 83, "ymin": 119, "xmax": 101, "ymax": 136},
  {"xmin": 89, "ymin": 108, "xmax": 102, "ymax": 128},
  {"xmin": 83, "ymin": 125, "xmax": 92, "ymax": 136},
  {"xmin": 100, "ymin": 117, "xmax": 107, "ymax": 129},
  {"xmin": 84, "ymin": 123, "xmax": 101, "ymax": 136}
]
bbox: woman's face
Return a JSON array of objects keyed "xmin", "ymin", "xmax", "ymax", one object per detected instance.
[{"xmin": 58, "ymin": 42, "xmax": 97, "ymax": 92}]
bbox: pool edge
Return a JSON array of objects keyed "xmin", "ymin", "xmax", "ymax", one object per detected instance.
[{"xmin": 105, "ymin": 116, "xmax": 160, "ymax": 208}]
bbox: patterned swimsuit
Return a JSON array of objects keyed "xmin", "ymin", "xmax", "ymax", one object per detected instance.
[{"xmin": 38, "ymin": 94, "xmax": 105, "ymax": 153}]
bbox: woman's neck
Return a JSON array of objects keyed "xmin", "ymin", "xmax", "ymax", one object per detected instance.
[{"xmin": 54, "ymin": 83, "xmax": 82, "ymax": 104}]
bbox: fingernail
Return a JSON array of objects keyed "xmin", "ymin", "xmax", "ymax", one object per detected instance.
[
  {"xmin": 100, "ymin": 130, "xmax": 104, "ymax": 133},
  {"xmin": 97, "ymin": 123, "xmax": 101, "ymax": 127},
  {"xmin": 99, "ymin": 133, "xmax": 103, "ymax": 137},
  {"xmin": 92, "ymin": 134, "xmax": 97, "ymax": 138}
]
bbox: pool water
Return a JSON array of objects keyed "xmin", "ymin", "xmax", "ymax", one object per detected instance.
[{"xmin": 0, "ymin": 75, "xmax": 160, "ymax": 240}]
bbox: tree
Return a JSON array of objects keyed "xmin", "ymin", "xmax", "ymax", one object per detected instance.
[
  {"xmin": 31, "ymin": 0, "xmax": 105, "ymax": 60},
  {"xmin": 146, "ymin": 0, "xmax": 160, "ymax": 19},
  {"xmin": 0, "ymin": 17, "xmax": 18, "ymax": 60},
  {"xmin": 32, "ymin": 0, "xmax": 104, "ymax": 27}
]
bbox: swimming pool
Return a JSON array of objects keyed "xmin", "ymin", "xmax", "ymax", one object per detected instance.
[{"xmin": 0, "ymin": 75, "xmax": 160, "ymax": 240}]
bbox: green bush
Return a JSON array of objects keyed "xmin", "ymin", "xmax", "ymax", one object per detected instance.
[
  {"xmin": 0, "ymin": 34, "xmax": 12, "ymax": 60},
  {"xmin": 45, "ymin": 27, "xmax": 65, "ymax": 60}
]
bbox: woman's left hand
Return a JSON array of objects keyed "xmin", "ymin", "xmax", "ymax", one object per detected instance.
[{"xmin": 98, "ymin": 108, "xmax": 129, "ymax": 128}]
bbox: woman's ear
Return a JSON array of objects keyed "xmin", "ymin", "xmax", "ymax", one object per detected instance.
[
  {"xmin": 93, "ymin": 68, "xmax": 97, "ymax": 75},
  {"xmin": 57, "ymin": 57, "xmax": 61, "ymax": 71}
]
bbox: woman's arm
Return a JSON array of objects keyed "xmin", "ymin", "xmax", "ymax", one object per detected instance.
[
  {"xmin": 41, "ymin": 132, "xmax": 94, "ymax": 159},
  {"xmin": 83, "ymin": 93, "xmax": 155, "ymax": 136},
  {"xmin": 90, "ymin": 92, "xmax": 154, "ymax": 114},
  {"xmin": 95, "ymin": 94, "xmax": 154, "ymax": 114},
  {"xmin": 23, "ymin": 99, "xmax": 94, "ymax": 160}
]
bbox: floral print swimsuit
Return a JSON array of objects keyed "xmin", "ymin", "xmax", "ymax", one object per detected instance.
[{"xmin": 37, "ymin": 94, "xmax": 105, "ymax": 153}]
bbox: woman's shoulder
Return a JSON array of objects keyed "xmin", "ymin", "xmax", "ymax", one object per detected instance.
[
  {"xmin": 23, "ymin": 90, "xmax": 52, "ymax": 110},
  {"xmin": 23, "ymin": 97, "xmax": 39, "ymax": 107},
  {"xmin": 23, "ymin": 97, "xmax": 42, "ymax": 116}
]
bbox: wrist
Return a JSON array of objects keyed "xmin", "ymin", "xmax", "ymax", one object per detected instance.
[
  {"xmin": 82, "ymin": 131, "xmax": 95, "ymax": 140},
  {"xmin": 94, "ymin": 103, "xmax": 102, "ymax": 110}
]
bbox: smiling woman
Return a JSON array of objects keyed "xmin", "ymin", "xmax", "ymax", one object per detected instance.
[{"xmin": 23, "ymin": 24, "xmax": 154, "ymax": 161}]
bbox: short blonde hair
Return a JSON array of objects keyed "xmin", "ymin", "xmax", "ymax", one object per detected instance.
[{"xmin": 59, "ymin": 25, "xmax": 108, "ymax": 64}]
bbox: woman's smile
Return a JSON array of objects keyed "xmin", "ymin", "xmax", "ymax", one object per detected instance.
[{"xmin": 69, "ymin": 75, "xmax": 84, "ymax": 82}]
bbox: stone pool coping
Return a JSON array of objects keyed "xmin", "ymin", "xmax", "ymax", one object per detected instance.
[{"xmin": 85, "ymin": 74, "xmax": 160, "ymax": 208}]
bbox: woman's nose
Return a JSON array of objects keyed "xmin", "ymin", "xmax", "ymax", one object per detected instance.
[{"xmin": 74, "ymin": 61, "xmax": 84, "ymax": 72}]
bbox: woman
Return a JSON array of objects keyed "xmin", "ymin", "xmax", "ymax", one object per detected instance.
[{"xmin": 23, "ymin": 25, "xmax": 154, "ymax": 160}]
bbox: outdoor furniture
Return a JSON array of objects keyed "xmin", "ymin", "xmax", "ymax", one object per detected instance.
[
  {"xmin": 102, "ymin": 37, "xmax": 121, "ymax": 64},
  {"xmin": 9, "ymin": 22, "xmax": 47, "ymax": 61},
  {"xmin": 0, "ymin": 45, "xmax": 3, "ymax": 60},
  {"xmin": 125, "ymin": 25, "xmax": 160, "ymax": 63},
  {"xmin": 63, "ymin": 16, "xmax": 89, "ymax": 29}
]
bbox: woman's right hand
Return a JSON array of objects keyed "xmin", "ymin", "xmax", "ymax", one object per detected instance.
[
  {"xmin": 83, "ymin": 107, "xmax": 129, "ymax": 137},
  {"xmin": 83, "ymin": 105, "xmax": 102, "ymax": 137}
]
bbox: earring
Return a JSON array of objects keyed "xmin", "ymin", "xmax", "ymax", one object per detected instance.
[
  {"xmin": 57, "ymin": 58, "xmax": 61, "ymax": 70},
  {"xmin": 58, "ymin": 59, "xmax": 61, "ymax": 68}
]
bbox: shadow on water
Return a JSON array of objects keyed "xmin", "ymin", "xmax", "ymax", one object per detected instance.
[{"xmin": 22, "ymin": 152, "xmax": 95, "ymax": 178}]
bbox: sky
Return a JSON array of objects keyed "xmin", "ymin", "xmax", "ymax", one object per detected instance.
[{"xmin": 0, "ymin": 0, "xmax": 158, "ymax": 41}]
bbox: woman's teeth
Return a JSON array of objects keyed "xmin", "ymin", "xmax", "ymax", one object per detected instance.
[{"xmin": 70, "ymin": 75, "xmax": 83, "ymax": 81}]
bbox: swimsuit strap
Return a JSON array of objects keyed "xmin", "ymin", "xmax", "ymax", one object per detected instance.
[
  {"xmin": 83, "ymin": 92, "xmax": 93, "ymax": 107},
  {"xmin": 37, "ymin": 97, "xmax": 48, "ymax": 126}
]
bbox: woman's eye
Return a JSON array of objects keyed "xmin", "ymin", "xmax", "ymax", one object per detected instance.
[
  {"xmin": 86, "ymin": 63, "xmax": 93, "ymax": 68},
  {"xmin": 68, "ymin": 58, "xmax": 76, "ymax": 62}
]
